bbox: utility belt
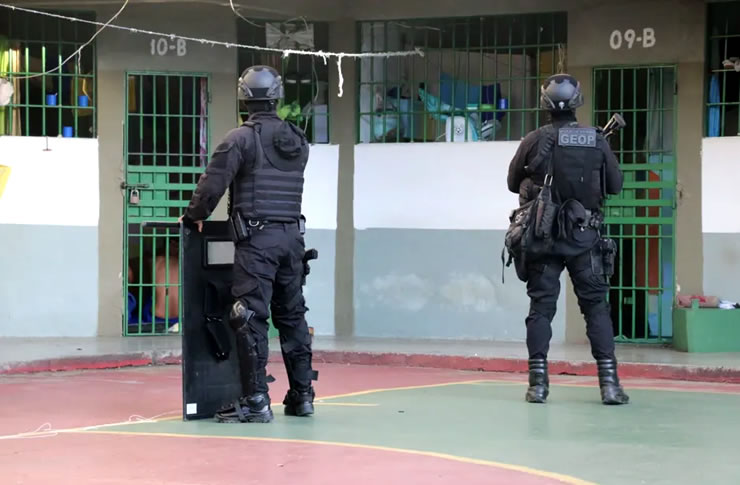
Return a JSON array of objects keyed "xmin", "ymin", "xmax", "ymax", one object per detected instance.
[
  {"xmin": 582, "ymin": 209, "xmax": 604, "ymax": 230},
  {"xmin": 556, "ymin": 200, "xmax": 603, "ymax": 240},
  {"xmin": 229, "ymin": 212, "xmax": 306, "ymax": 243}
]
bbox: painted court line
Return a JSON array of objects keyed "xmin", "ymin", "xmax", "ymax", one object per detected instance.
[
  {"xmin": 3, "ymin": 377, "xmax": 740, "ymax": 441},
  {"xmin": 75, "ymin": 429, "xmax": 597, "ymax": 485}
]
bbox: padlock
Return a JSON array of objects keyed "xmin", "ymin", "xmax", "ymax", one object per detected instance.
[{"xmin": 129, "ymin": 188, "xmax": 140, "ymax": 205}]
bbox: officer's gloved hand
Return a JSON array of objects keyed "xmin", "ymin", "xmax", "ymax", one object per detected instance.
[{"xmin": 179, "ymin": 214, "xmax": 203, "ymax": 233}]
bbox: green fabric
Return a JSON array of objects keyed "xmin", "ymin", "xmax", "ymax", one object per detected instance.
[
  {"xmin": 0, "ymin": 35, "xmax": 9, "ymax": 135},
  {"xmin": 277, "ymin": 100, "xmax": 301, "ymax": 121}
]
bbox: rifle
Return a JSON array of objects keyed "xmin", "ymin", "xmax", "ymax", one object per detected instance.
[{"xmin": 598, "ymin": 113, "xmax": 626, "ymax": 139}]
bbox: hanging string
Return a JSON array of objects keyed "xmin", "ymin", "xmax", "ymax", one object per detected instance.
[
  {"xmin": 0, "ymin": 3, "xmax": 424, "ymax": 97},
  {"xmin": 6, "ymin": 0, "xmax": 130, "ymax": 80}
]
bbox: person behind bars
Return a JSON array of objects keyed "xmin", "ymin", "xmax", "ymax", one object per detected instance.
[
  {"xmin": 180, "ymin": 65, "xmax": 317, "ymax": 423},
  {"xmin": 506, "ymin": 74, "xmax": 629, "ymax": 405}
]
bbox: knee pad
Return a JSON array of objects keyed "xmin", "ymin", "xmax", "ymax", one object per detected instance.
[
  {"xmin": 229, "ymin": 300, "xmax": 255, "ymax": 333},
  {"xmin": 582, "ymin": 301, "xmax": 610, "ymax": 320},
  {"xmin": 530, "ymin": 302, "xmax": 557, "ymax": 321}
]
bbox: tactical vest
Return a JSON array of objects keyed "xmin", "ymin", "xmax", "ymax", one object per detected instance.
[
  {"xmin": 232, "ymin": 120, "xmax": 308, "ymax": 222},
  {"xmin": 550, "ymin": 122, "xmax": 604, "ymax": 210}
]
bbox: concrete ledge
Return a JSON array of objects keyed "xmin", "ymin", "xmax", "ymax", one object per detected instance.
[
  {"xmin": 4, "ymin": 347, "xmax": 740, "ymax": 384},
  {"xmin": 0, "ymin": 350, "xmax": 182, "ymax": 375},
  {"xmin": 307, "ymin": 351, "xmax": 740, "ymax": 384}
]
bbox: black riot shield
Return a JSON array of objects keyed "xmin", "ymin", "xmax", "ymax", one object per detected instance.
[{"xmin": 181, "ymin": 220, "xmax": 242, "ymax": 421}]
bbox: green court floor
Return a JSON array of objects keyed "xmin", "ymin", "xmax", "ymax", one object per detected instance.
[{"xmin": 87, "ymin": 379, "xmax": 740, "ymax": 485}]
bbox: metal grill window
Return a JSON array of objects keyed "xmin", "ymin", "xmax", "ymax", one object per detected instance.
[
  {"xmin": 123, "ymin": 73, "xmax": 210, "ymax": 336},
  {"xmin": 237, "ymin": 20, "xmax": 330, "ymax": 144},
  {"xmin": 594, "ymin": 66, "xmax": 677, "ymax": 343},
  {"xmin": 357, "ymin": 13, "xmax": 567, "ymax": 143},
  {"xmin": 0, "ymin": 9, "xmax": 96, "ymax": 137},
  {"xmin": 706, "ymin": 2, "xmax": 740, "ymax": 137}
]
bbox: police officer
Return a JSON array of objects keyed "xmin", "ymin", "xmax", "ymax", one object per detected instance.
[
  {"xmin": 507, "ymin": 74, "xmax": 629, "ymax": 405},
  {"xmin": 180, "ymin": 65, "xmax": 317, "ymax": 423}
]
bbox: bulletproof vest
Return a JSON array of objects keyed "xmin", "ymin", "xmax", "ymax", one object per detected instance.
[
  {"xmin": 550, "ymin": 122, "xmax": 604, "ymax": 210},
  {"xmin": 233, "ymin": 118, "xmax": 309, "ymax": 222}
]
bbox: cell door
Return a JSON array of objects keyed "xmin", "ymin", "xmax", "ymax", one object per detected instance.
[
  {"xmin": 592, "ymin": 66, "xmax": 677, "ymax": 343},
  {"xmin": 122, "ymin": 72, "xmax": 210, "ymax": 336}
]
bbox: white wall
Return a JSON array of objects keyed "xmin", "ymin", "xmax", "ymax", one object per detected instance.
[
  {"xmin": 0, "ymin": 137, "xmax": 99, "ymax": 225},
  {"xmin": 0, "ymin": 136, "xmax": 99, "ymax": 337},
  {"xmin": 303, "ymin": 144, "xmax": 339, "ymax": 230},
  {"xmin": 702, "ymin": 137, "xmax": 740, "ymax": 234},
  {"xmin": 352, "ymin": 141, "xmax": 566, "ymax": 342},
  {"xmin": 701, "ymin": 137, "xmax": 740, "ymax": 301},
  {"xmin": 354, "ymin": 142, "xmax": 520, "ymax": 229}
]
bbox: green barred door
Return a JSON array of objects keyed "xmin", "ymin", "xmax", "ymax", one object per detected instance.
[
  {"xmin": 122, "ymin": 72, "xmax": 210, "ymax": 336},
  {"xmin": 592, "ymin": 65, "xmax": 677, "ymax": 343}
]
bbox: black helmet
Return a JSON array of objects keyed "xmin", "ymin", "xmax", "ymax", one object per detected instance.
[
  {"xmin": 238, "ymin": 65, "xmax": 284, "ymax": 102},
  {"xmin": 540, "ymin": 74, "xmax": 583, "ymax": 112}
]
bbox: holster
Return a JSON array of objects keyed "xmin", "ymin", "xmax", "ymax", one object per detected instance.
[
  {"xmin": 591, "ymin": 237, "xmax": 617, "ymax": 281},
  {"xmin": 600, "ymin": 238, "xmax": 617, "ymax": 279},
  {"xmin": 228, "ymin": 212, "xmax": 251, "ymax": 243},
  {"xmin": 301, "ymin": 249, "xmax": 318, "ymax": 286}
]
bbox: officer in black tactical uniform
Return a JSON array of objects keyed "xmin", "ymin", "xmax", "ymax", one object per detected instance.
[
  {"xmin": 180, "ymin": 65, "xmax": 317, "ymax": 423},
  {"xmin": 507, "ymin": 74, "xmax": 629, "ymax": 405}
]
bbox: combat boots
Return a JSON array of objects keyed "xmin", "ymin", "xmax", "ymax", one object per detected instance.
[
  {"xmin": 214, "ymin": 393, "xmax": 274, "ymax": 423},
  {"xmin": 525, "ymin": 358, "xmax": 550, "ymax": 403},
  {"xmin": 283, "ymin": 387, "xmax": 315, "ymax": 417},
  {"xmin": 597, "ymin": 359, "xmax": 629, "ymax": 405}
]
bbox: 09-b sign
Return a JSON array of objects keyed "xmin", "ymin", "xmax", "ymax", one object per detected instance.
[{"xmin": 609, "ymin": 28, "xmax": 655, "ymax": 50}]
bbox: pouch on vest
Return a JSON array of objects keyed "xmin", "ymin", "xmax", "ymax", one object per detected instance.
[
  {"xmin": 502, "ymin": 199, "xmax": 536, "ymax": 283},
  {"xmin": 531, "ymin": 128, "xmax": 559, "ymax": 249},
  {"xmin": 502, "ymin": 127, "xmax": 558, "ymax": 283}
]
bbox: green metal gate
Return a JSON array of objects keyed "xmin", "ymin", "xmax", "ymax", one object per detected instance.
[
  {"xmin": 123, "ymin": 72, "xmax": 210, "ymax": 336},
  {"xmin": 592, "ymin": 65, "xmax": 677, "ymax": 343}
]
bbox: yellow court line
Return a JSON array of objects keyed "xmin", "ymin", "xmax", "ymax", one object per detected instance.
[
  {"xmin": 315, "ymin": 379, "xmax": 490, "ymax": 401},
  {"xmin": 316, "ymin": 377, "xmax": 740, "ymax": 399},
  {"xmin": 76, "ymin": 428, "xmax": 596, "ymax": 485},
  {"xmin": 315, "ymin": 402, "xmax": 378, "ymax": 407}
]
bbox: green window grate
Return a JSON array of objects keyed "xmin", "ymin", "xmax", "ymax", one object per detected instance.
[
  {"xmin": 593, "ymin": 66, "xmax": 677, "ymax": 343},
  {"xmin": 706, "ymin": 1, "xmax": 740, "ymax": 137},
  {"xmin": 357, "ymin": 13, "xmax": 567, "ymax": 143},
  {"xmin": 123, "ymin": 72, "xmax": 210, "ymax": 336},
  {"xmin": 236, "ymin": 20, "xmax": 330, "ymax": 143},
  {"xmin": 0, "ymin": 8, "xmax": 96, "ymax": 137}
]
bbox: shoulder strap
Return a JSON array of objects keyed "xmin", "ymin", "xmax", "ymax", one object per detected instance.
[{"xmin": 525, "ymin": 125, "xmax": 558, "ymax": 183}]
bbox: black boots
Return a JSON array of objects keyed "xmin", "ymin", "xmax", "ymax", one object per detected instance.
[
  {"xmin": 213, "ymin": 387, "xmax": 316, "ymax": 423},
  {"xmin": 525, "ymin": 358, "xmax": 629, "ymax": 405},
  {"xmin": 214, "ymin": 393, "xmax": 274, "ymax": 423},
  {"xmin": 283, "ymin": 387, "xmax": 315, "ymax": 417},
  {"xmin": 525, "ymin": 359, "xmax": 550, "ymax": 403},
  {"xmin": 597, "ymin": 359, "xmax": 629, "ymax": 405}
]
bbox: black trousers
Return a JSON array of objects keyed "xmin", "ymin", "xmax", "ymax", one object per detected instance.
[
  {"xmin": 524, "ymin": 243, "xmax": 616, "ymax": 361},
  {"xmin": 231, "ymin": 222, "xmax": 313, "ymax": 395}
]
